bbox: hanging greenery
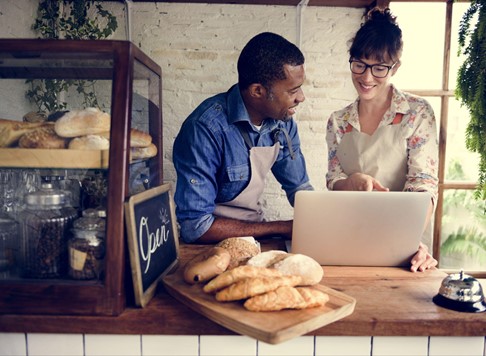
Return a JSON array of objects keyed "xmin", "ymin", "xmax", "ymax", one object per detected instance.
[
  {"xmin": 26, "ymin": 0, "xmax": 118, "ymax": 113},
  {"xmin": 456, "ymin": 0, "xmax": 486, "ymax": 200}
]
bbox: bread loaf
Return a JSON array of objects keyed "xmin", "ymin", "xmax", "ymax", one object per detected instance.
[
  {"xmin": 183, "ymin": 247, "xmax": 231, "ymax": 284},
  {"xmin": 23, "ymin": 111, "xmax": 47, "ymax": 123},
  {"xmin": 130, "ymin": 128, "xmax": 152, "ymax": 147},
  {"xmin": 55, "ymin": 108, "xmax": 110, "ymax": 137},
  {"xmin": 99, "ymin": 128, "xmax": 152, "ymax": 148},
  {"xmin": 18, "ymin": 125, "xmax": 68, "ymax": 149},
  {"xmin": 216, "ymin": 237, "xmax": 261, "ymax": 269},
  {"xmin": 247, "ymin": 251, "xmax": 324, "ymax": 286},
  {"xmin": 215, "ymin": 275, "xmax": 302, "ymax": 302},
  {"xmin": 130, "ymin": 143, "xmax": 157, "ymax": 161},
  {"xmin": 68, "ymin": 135, "xmax": 110, "ymax": 150},
  {"xmin": 0, "ymin": 119, "xmax": 50, "ymax": 147}
]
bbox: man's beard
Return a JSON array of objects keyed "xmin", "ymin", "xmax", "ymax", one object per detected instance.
[{"xmin": 266, "ymin": 90, "xmax": 292, "ymax": 122}]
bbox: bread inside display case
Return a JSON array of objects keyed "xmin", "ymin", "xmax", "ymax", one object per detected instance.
[{"xmin": 0, "ymin": 39, "xmax": 163, "ymax": 315}]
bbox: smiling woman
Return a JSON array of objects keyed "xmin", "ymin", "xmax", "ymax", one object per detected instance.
[{"xmin": 391, "ymin": 2, "xmax": 486, "ymax": 274}]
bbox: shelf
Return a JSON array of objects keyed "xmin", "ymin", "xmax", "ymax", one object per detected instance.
[{"xmin": 0, "ymin": 148, "xmax": 109, "ymax": 169}]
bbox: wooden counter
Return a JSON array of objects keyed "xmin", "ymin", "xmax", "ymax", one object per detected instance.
[{"xmin": 0, "ymin": 240, "xmax": 485, "ymax": 336}]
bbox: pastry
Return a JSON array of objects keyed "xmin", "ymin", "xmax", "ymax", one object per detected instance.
[
  {"xmin": 215, "ymin": 275, "xmax": 302, "ymax": 302},
  {"xmin": 203, "ymin": 265, "xmax": 281, "ymax": 294},
  {"xmin": 243, "ymin": 286, "xmax": 329, "ymax": 311}
]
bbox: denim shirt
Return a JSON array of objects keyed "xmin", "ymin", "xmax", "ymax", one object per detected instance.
[{"xmin": 173, "ymin": 84, "xmax": 313, "ymax": 243}]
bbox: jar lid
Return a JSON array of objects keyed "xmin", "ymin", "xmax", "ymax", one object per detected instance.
[
  {"xmin": 73, "ymin": 216, "xmax": 106, "ymax": 231},
  {"xmin": 25, "ymin": 182, "xmax": 68, "ymax": 207},
  {"xmin": 82, "ymin": 207, "xmax": 106, "ymax": 218},
  {"xmin": 0, "ymin": 216, "xmax": 17, "ymax": 229}
]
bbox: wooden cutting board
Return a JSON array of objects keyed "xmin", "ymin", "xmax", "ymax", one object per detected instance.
[{"xmin": 162, "ymin": 268, "xmax": 356, "ymax": 344}]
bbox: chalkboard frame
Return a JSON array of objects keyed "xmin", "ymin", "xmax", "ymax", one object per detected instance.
[{"xmin": 124, "ymin": 183, "xmax": 179, "ymax": 307}]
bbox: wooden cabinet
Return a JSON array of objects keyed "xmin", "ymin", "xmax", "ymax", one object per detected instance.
[{"xmin": 0, "ymin": 39, "xmax": 163, "ymax": 316}]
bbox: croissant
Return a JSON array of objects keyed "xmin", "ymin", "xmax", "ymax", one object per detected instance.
[
  {"xmin": 244, "ymin": 286, "xmax": 329, "ymax": 311},
  {"xmin": 203, "ymin": 265, "xmax": 282, "ymax": 294},
  {"xmin": 215, "ymin": 275, "xmax": 301, "ymax": 302}
]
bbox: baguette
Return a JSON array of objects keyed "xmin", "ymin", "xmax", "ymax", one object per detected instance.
[
  {"xmin": 183, "ymin": 247, "xmax": 231, "ymax": 284},
  {"xmin": 0, "ymin": 118, "xmax": 49, "ymax": 147}
]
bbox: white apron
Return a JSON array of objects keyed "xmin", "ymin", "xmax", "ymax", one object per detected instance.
[
  {"xmin": 336, "ymin": 113, "xmax": 407, "ymax": 191},
  {"xmin": 336, "ymin": 113, "xmax": 433, "ymax": 247},
  {"xmin": 213, "ymin": 143, "xmax": 280, "ymax": 222}
]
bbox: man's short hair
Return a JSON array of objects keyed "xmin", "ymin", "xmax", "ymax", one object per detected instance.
[{"xmin": 237, "ymin": 32, "xmax": 305, "ymax": 90}]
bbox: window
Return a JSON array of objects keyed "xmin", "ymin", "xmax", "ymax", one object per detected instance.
[{"xmin": 391, "ymin": 1, "xmax": 485, "ymax": 275}]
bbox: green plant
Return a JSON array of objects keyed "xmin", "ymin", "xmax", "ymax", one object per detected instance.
[
  {"xmin": 26, "ymin": 0, "xmax": 118, "ymax": 113},
  {"xmin": 456, "ymin": 0, "xmax": 486, "ymax": 200},
  {"xmin": 441, "ymin": 159, "xmax": 486, "ymax": 268},
  {"xmin": 441, "ymin": 226, "xmax": 486, "ymax": 266}
]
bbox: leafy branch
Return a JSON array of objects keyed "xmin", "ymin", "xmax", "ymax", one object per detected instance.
[
  {"xmin": 456, "ymin": 0, "xmax": 486, "ymax": 200},
  {"xmin": 26, "ymin": 0, "xmax": 118, "ymax": 113}
]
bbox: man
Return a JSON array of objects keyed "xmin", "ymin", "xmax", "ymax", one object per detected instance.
[{"xmin": 173, "ymin": 32, "xmax": 313, "ymax": 243}]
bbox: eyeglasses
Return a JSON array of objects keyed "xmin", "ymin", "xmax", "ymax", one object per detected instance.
[{"xmin": 349, "ymin": 60, "xmax": 397, "ymax": 78}]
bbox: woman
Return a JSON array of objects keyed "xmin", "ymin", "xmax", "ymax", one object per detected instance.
[{"xmin": 326, "ymin": 8, "xmax": 439, "ymax": 272}]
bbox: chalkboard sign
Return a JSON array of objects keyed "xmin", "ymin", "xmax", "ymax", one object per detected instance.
[{"xmin": 125, "ymin": 183, "xmax": 179, "ymax": 307}]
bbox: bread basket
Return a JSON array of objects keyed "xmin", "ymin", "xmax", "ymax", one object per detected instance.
[{"xmin": 433, "ymin": 270, "xmax": 486, "ymax": 313}]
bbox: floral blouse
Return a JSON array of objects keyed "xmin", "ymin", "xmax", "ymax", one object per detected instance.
[{"xmin": 326, "ymin": 85, "xmax": 439, "ymax": 202}]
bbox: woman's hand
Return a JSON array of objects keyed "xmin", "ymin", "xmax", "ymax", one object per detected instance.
[
  {"xmin": 410, "ymin": 242, "xmax": 438, "ymax": 272},
  {"xmin": 335, "ymin": 172, "xmax": 389, "ymax": 191}
]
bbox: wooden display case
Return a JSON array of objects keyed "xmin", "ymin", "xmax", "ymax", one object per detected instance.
[{"xmin": 0, "ymin": 39, "xmax": 163, "ymax": 316}]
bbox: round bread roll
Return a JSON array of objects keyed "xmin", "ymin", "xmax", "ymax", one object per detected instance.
[
  {"xmin": 272, "ymin": 254, "xmax": 323, "ymax": 286},
  {"xmin": 19, "ymin": 125, "xmax": 68, "ymax": 149},
  {"xmin": 68, "ymin": 135, "xmax": 110, "ymax": 150},
  {"xmin": 247, "ymin": 250, "xmax": 324, "ymax": 286},
  {"xmin": 23, "ymin": 111, "xmax": 47, "ymax": 123},
  {"xmin": 130, "ymin": 143, "xmax": 157, "ymax": 161},
  {"xmin": 216, "ymin": 237, "xmax": 261, "ymax": 269},
  {"xmin": 55, "ymin": 108, "xmax": 110, "ymax": 138},
  {"xmin": 246, "ymin": 250, "xmax": 288, "ymax": 268}
]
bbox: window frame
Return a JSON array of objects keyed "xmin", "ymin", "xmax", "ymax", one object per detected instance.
[{"xmin": 387, "ymin": 0, "xmax": 484, "ymax": 277}]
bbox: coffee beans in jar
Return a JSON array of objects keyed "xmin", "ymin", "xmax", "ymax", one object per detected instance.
[
  {"xmin": 19, "ymin": 183, "xmax": 77, "ymax": 279},
  {"xmin": 68, "ymin": 210, "xmax": 105, "ymax": 280}
]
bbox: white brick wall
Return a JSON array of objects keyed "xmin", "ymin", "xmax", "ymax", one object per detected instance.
[{"xmin": 0, "ymin": 1, "xmax": 360, "ymax": 219}]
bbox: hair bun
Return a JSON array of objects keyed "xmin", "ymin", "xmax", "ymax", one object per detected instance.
[{"xmin": 366, "ymin": 7, "xmax": 397, "ymax": 25}]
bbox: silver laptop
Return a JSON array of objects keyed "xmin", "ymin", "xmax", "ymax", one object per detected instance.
[{"xmin": 290, "ymin": 190, "xmax": 430, "ymax": 266}]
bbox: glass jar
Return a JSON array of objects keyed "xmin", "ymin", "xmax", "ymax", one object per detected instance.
[
  {"xmin": 68, "ymin": 208, "xmax": 106, "ymax": 280},
  {"xmin": 0, "ymin": 216, "xmax": 19, "ymax": 279},
  {"xmin": 19, "ymin": 183, "xmax": 78, "ymax": 279}
]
